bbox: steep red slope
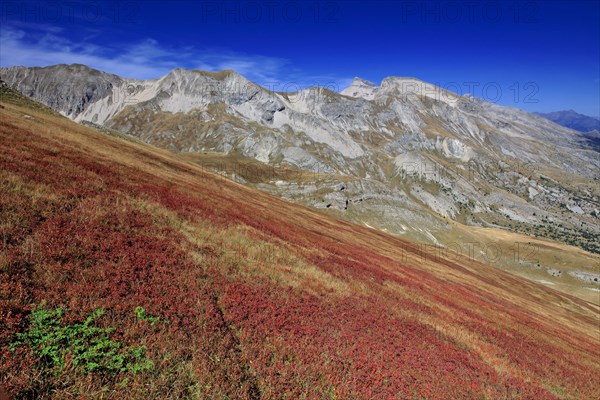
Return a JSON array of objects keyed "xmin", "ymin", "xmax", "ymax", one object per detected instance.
[{"xmin": 0, "ymin": 97, "xmax": 598, "ymax": 399}]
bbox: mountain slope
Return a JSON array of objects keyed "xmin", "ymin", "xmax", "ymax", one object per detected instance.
[
  {"xmin": 1, "ymin": 81, "xmax": 599, "ymax": 399},
  {"xmin": 1, "ymin": 65, "xmax": 599, "ymax": 285}
]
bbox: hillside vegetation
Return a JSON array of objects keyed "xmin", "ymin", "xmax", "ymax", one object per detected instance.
[{"xmin": 0, "ymin": 89, "xmax": 599, "ymax": 399}]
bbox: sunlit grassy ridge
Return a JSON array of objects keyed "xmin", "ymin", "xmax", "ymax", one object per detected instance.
[{"xmin": 0, "ymin": 90, "xmax": 598, "ymax": 399}]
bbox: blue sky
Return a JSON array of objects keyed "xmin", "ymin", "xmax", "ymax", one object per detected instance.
[{"xmin": 1, "ymin": 0, "xmax": 599, "ymax": 116}]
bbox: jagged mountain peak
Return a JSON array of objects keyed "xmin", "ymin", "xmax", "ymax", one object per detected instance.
[
  {"xmin": 381, "ymin": 75, "xmax": 426, "ymax": 85},
  {"xmin": 168, "ymin": 67, "xmax": 241, "ymax": 81},
  {"xmin": 379, "ymin": 76, "xmax": 462, "ymax": 105},
  {"xmin": 350, "ymin": 77, "xmax": 377, "ymax": 86},
  {"xmin": 159, "ymin": 67, "xmax": 254, "ymax": 88},
  {"xmin": 340, "ymin": 77, "xmax": 380, "ymax": 100},
  {"xmin": 341, "ymin": 75, "xmax": 461, "ymax": 105}
]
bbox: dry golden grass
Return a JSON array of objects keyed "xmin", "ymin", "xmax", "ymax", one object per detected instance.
[
  {"xmin": 437, "ymin": 221, "xmax": 600, "ymax": 306},
  {"xmin": 128, "ymin": 196, "xmax": 351, "ymax": 296}
]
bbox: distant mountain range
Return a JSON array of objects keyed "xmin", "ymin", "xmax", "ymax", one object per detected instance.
[{"xmin": 535, "ymin": 109, "xmax": 600, "ymax": 132}]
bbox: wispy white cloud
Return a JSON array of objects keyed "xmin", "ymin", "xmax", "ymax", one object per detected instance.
[
  {"xmin": 0, "ymin": 26, "xmax": 180, "ymax": 79},
  {"xmin": 0, "ymin": 25, "xmax": 352, "ymax": 91}
]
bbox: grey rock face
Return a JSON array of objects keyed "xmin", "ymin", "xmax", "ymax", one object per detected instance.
[{"xmin": 1, "ymin": 64, "xmax": 122, "ymax": 118}]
